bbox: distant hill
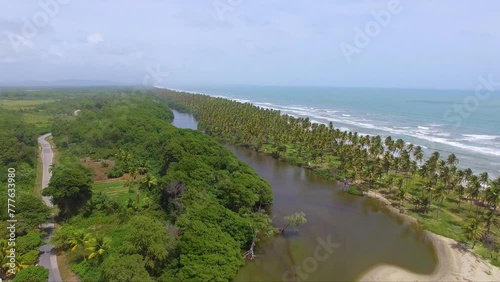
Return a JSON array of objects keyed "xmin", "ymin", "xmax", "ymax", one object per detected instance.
[{"xmin": 0, "ymin": 80, "xmax": 135, "ymax": 87}]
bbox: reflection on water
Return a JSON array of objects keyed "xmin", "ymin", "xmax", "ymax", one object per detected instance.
[
  {"xmin": 171, "ymin": 110, "xmax": 198, "ymax": 130},
  {"xmin": 172, "ymin": 111, "xmax": 438, "ymax": 282},
  {"xmin": 231, "ymin": 148, "xmax": 437, "ymax": 281}
]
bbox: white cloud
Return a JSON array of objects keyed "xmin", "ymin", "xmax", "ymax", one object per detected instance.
[{"xmin": 86, "ymin": 33, "xmax": 104, "ymax": 45}]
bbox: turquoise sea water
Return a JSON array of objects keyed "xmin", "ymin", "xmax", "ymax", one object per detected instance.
[{"xmin": 168, "ymin": 85, "xmax": 500, "ymax": 177}]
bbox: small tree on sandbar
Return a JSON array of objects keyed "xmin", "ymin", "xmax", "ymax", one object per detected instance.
[{"xmin": 280, "ymin": 212, "xmax": 307, "ymax": 234}]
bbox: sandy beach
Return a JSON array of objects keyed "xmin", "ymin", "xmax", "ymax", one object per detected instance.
[{"xmin": 361, "ymin": 191, "xmax": 500, "ymax": 282}]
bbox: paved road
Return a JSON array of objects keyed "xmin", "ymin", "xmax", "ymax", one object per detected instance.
[{"xmin": 37, "ymin": 133, "xmax": 62, "ymax": 282}]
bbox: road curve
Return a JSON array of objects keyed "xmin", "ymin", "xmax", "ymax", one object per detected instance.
[{"xmin": 37, "ymin": 133, "xmax": 62, "ymax": 282}]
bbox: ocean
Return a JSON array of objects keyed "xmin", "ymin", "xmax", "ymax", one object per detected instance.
[{"xmin": 167, "ymin": 85, "xmax": 500, "ymax": 178}]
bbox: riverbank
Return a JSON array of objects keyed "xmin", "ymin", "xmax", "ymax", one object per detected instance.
[
  {"xmin": 163, "ymin": 92, "xmax": 500, "ymax": 279},
  {"xmin": 172, "ymin": 111, "xmax": 438, "ymax": 281},
  {"xmin": 362, "ymin": 190, "xmax": 500, "ymax": 281}
]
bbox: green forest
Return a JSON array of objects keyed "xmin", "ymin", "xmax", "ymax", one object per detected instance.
[
  {"xmin": 47, "ymin": 93, "xmax": 276, "ymax": 281},
  {"xmin": 158, "ymin": 89, "xmax": 500, "ymax": 266},
  {"xmin": 0, "ymin": 89, "xmax": 276, "ymax": 281},
  {"xmin": 2, "ymin": 87, "xmax": 499, "ymax": 281},
  {"xmin": 0, "ymin": 109, "xmax": 51, "ymax": 281}
]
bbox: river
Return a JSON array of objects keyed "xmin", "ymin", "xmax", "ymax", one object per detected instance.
[{"xmin": 172, "ymin": 110, "xmax": 438, "ymax": 281}]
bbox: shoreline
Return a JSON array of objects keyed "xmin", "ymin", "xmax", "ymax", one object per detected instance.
[
  {"xmin": 362, "ymin": 190, "xmax": 500, "ymax": 281},
  {"xmin": 165, "ymin": 93, "xmax": 500, "ymax": 280},
  {"xmin": 159, "ymin": 87, "xmax": 499, "ymax": 178}
]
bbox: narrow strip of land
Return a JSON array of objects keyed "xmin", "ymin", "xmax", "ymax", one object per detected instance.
[{"xmin": 37, "ymin": 133, "xmax": 62, "ymax": 282}]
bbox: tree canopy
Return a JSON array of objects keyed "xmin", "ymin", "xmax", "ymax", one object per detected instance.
[
  {"xmin": 43, "ymin": 163, "xmax": 93, "ymax": 219},
  {"xmin": 43, "ymin": 92, "xmax": 275, "ymax": 281}
]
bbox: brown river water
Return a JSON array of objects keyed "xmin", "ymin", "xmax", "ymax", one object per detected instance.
[{"xmin": 172, "ymin": 110, "xmax": 438, "ymax": 281}]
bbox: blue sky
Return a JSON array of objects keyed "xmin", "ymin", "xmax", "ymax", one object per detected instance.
[{"xmin": 1, "ymin": 0, "xmax": 499, "ymax": 89}]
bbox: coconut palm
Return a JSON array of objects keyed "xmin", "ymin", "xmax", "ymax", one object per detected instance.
[
  {"xmin": 86, "ymin": 235, "xmax": 111, "ymax": 261},
  {"xmin": 467, "ymin": 176, "xmax": 481, "ymax": 210},
  {"xmin": 479, "ymin": 172, "xmax": 490, "ymax": 188},
  {"xmin": 0, "ymin": 239, "xmax": 9, "ymax": 276},
  {"xmin": 484, "ymin": 178, "xmax": 500, "ymax": 213},
  {"xmin": 446, "ymin": 153, "xmax": 458, "ymax": 167},
  {"xmin": 69, "ymin": 230, "xmax": 93, "ymax": 260},
  {"xmin": 396, "ymin": 181, "xmax": 408, "ymax": 208},
  {"xmin": 140, "ymin": 173, "xmax": 157, "ymax": 192},
  {"xmin": 482, "ymin": 209, "xmax": 500, "ymax": 234},
  {"xmin": 433, "ymin": 184, "xmax": 447, "ymax": 218},
  {"xmin": 413, "ymin": 146, "xmax": 424, "ymax": 165},
  {"xmin": 462, "ymin": 219, "xmax": 485, "ymax": 248},
  {"xmin": 455, "ymin": 184, "xmax": 466, "ymax": 207},
  {"xmin": 1, "ymin": 254, "xmax": 31, "ymax": 276},
  {"xmin": 161, "ymin": 90, "xmax": 498, "ymax": 225}
]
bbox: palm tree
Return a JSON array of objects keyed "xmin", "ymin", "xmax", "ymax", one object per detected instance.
[
  {"xmin": 413, "ymin": 146, "xmax": 424, "ymax": 165},
  {"xmin": 455, "ymin": 184, "xmax": 466, "ymax": 207},
  {"xmin": 482, "ymin": 209, "xmax": 500, "ymax": 234},
  {"xmin": 464, "ymin": 168, "xmax": 473, "ymax": 182},
  {"xmin": 394, "ymin": 139, "xmax": 405, "ymax": 157},
  {"xmin": 433, "ymin": 184, "xmax": 447, "ymax": 218},
  {"xmin": 406, "ymin": 143, "xmax": 414, "ymax": 154},
  {"xmin": 462, "ymin": 219, "xmax": 485, "ymax": 248},
  {"xmin": 416, "ymin": 193, "xmax": 431, "ymax": 214},
  {"xmin": 140, "ymin": 173, "xmax": 157, "ymax": 192},
  {"xmin": 446, "ymin": 153, "xmax": 458, "ymax": 167},
  {"xmin": 69, "ymin": 230, "xmax": 92, "ymax": 260},
  {"xmin": 396, "ymin": 181, "xmax": 408, "ymax": 209},
  {"xmin": 2, "ymin": 254, "xmax": 30, "ymax": 276},
  {"xmin": 479, "ymin": 172, "xmax": 490, "ymax": 188},
  {"xmin": 484, "ymin": 178, "xmax": 500, "ymax": 214},
  {"xmin": 86, "ymin": 235, "xmax": 111, "ymax": 262},
  {"xmin": 456, "ymin": 169, "xmax": 465, "ymax": 186},
  {"xmin": 467, "ymin": 176, "xmax": 481, "ymax": 210},
  {"xmin": 0, "ymin": 239, "xmax": 9, "ymax": 277}
]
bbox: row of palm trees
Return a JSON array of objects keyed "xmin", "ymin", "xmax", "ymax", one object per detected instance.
[{"xmin": 159, "ymin": 90, "xmax": 500, "ymax": 254}]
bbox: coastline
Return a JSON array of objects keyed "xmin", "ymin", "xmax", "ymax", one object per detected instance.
[
  {"xmin": 163, "ymin": 90, "xmax": 500, "ymax": 280},
  {"xmin": 158, "ymin": 87, "xmax": 500, "ymax": 178},
  {"xmin": 362, "ymin": 190, "xmax": 500, "ymax": 281}
]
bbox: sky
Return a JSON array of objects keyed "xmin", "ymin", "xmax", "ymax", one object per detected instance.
[{"xmin": 0, "ymin": 0, "xmax": 499, "ymax": 89}]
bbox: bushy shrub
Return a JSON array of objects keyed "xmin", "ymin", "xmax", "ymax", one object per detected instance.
[
  {"xmin": 107, "ymin": 166, "xmax": 123, "ymax": 178},
  {"xmin": 12, "ymin": 266, "xmax": 48, "ymax": 282}
]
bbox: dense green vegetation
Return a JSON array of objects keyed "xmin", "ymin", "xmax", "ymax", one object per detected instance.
[
  {"xmin": 0, "ymin": 109, "xmax": 50, "ymax": 280},
  {"xmin": 43, "ymin": 163, "xmax": 93, "ymax": 219},
  {"xmin": 158, "ymin": 89, "xmax": 500, "ymax": 266},
  {"xmin": 11, "ymin": 266, "xmax": 49, "ymax": 282},
  {"xmin": 0, "ymin": 87, "xmax": 139, "ymax": 134},
  {"xmin": 4, "ymin": 86, "xmax": 498, "ymax": 279},
  {"xmin": 42, "ymin": 92, "xmax": 275, "ymax": 281}
]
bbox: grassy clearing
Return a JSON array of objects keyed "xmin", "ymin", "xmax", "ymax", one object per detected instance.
[
  {"xmin": 23, "ymin": 112, "xmax": 52, "ymax": 132},
  {"xmin": 0, "ymin": 98, "xmax": 54, "ymax": 133},
  {"xmin": 93, "ymin": 181, "xmax": 148, "ymax": 206},
  {"xmin": 0, "ymin": 99, "xmax": 56, "ymax": 110}
]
